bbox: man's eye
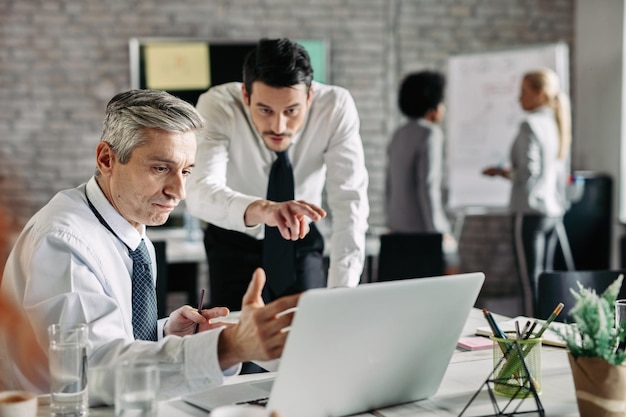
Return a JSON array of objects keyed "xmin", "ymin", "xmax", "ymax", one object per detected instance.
[{"xmin": 155, "ymin": 166, "xmax": 168, "ymax": 173}]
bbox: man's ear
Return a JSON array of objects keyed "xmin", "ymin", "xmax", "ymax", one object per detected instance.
[
  {"xmin": 307, "ymin": 84, "xmax": 314, "ymax": 107},
  {"xmin": 242, "ymin": 83, "xmax": 251, "ymax": 106},
  {"xmin": 95, "ymin": 141, "xmax": 115, "ymax": 176}
]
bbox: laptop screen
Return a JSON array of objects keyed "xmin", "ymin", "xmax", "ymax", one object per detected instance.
[{"xmin": 184, "ymin": 273, "xmax": 485, "ymax": 417}]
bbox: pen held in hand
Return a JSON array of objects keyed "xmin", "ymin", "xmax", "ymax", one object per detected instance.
[{"xmin": 193, "ymin": 289, "xmax": 206, "ymax": 335}]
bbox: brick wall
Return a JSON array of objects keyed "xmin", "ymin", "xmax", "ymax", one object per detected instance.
[{"xmin": 0, "ymin": 0, "xmax": 574, "ymax": 302}]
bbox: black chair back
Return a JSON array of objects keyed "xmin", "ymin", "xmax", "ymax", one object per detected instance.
[
  {"xmin": 153, "ymin": 240, "xmax": 168, "ymax": 319},
  {"xmin": 377, "ymin": 233, "xmax": 444, "ymax": 282},
  {"xmin": 536, "ymin": 270, "xmax": 626, "ymax": 322}
]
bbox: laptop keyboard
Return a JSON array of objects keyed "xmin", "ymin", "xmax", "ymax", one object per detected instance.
[{"xmin": 237, "ymin": 397, "xmax": 269, "ymax": 407}]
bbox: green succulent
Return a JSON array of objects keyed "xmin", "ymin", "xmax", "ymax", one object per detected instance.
[{"xmin": 553, "ymin": 275, "xmax": 626, "ymax": 365}]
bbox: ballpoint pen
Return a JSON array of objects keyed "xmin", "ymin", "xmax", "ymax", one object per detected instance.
[
  {"xmin": 524, "ymin": 321, "xmax": 538, "ymax": 340},
  {"xmin": 482, "ymin": 308, "xmax": 507, "ymax": 339},
  {"xmin": 482, "ymin": 308, "xmax": 509, "ymax": 355},
  {"xmin": 193, "ymin": 288, "xmax": 206, "ymax": 334},
  {"xmin": 520, "ymin": 320, "xmax": 531, "ymax": 339},
  {"xmin": 515, "ymin": 320, "xmax": 522, "ymax": 339}
]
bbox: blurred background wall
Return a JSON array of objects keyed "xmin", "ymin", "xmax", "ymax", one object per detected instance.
[
  {"xmin": 0, "ymin": 1, "xmax": 576, "ymax": 312},
  {"xmin": 0, "ymin": 0, "xmax": 574, "ymax": 225}
]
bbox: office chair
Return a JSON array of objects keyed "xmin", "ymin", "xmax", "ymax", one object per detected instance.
[
  {"xmin": 377, "ymin": 232, "xmax": 444, "ymax": 282},
  {"xmin": 153, "ymin": 240, "xmax": 168, "ymax": 319},
  {"xmin": 536, "ymin": 270, "xmax": 626, "ymax": 322}
]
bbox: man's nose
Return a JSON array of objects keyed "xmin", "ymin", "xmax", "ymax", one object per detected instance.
[
  {"xmin": 271, "ymin": 113, "xmax": 287, "ymax": 134},
  {"xmin": 165, "ymin": 172, "xmax": 186, "ymax": 200}
]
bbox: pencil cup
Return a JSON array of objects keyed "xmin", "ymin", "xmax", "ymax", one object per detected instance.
[
  {"xmin": 114, "ymin": 360, "xmax": 159, "ymax": 417},
  {"xmin": 48, "ymin": 323, "xmax": 89, "ymax": 417},
  {"xmin": 490, "ymin": 332, "xmax": 542, "ymax": 398}
]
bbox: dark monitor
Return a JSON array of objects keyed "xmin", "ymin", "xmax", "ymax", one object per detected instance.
[{"xmin": 129, "ymin": 37, "xmax": 329, "ymax": 106}]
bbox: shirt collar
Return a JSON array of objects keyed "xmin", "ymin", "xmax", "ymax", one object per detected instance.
[
  {"xmin": 530, "ymin": 105, "xmax": 552, "ymax": 115},
  {"xmin": 417, "ymin": 117, "xmax": 437, "ymax": 128},
  {"xmin": 86, "ymin": 177, "xmax": 146, "ymax": 251}
]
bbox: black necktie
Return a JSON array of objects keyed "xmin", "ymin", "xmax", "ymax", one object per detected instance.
[
  {"xmin": 262, "ymin": 151, "xmax": 296, "ymax": 300},
  {"xmin": 129, "ymin": 240, "xmax": 158, "ymax": 341}
]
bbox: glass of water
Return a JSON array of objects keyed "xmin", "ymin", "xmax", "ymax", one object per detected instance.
[
  {"xmin": 115, "ymin": 360, "xmax": 159, "ymax": 417},
  {"xmin": 48, "ymin": 323, "xmax": 89, "ymax": 417}
]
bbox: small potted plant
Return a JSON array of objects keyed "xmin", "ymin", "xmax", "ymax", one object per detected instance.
[{"xmin": 555, "ymin": 275, "xmax": 626, "ymax": 417}]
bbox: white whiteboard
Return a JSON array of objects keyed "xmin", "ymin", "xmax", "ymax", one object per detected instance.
[{"xmin": 446, "ymin": 43, "xmax": 570, "ymax": 208}]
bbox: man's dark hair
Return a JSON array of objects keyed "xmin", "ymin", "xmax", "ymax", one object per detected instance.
[
  {"xmin": 398, "ymin": 71, "xmax": 445, "ymax": 118},
  {"xmin": 243, "ymin": 38, "xmax": 313, "ymax": 97}
]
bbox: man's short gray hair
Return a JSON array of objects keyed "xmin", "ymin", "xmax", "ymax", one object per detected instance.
[{"xmin": 99, "ymin": 89, "xmax": 206, "ymax": 165}]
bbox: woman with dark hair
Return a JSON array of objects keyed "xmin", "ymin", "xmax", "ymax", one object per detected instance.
[{"xmin": 386, "ymin": 71, "xmax": 455, "ymax": 246}]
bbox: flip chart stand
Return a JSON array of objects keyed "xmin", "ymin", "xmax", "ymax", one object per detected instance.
[{"xmin": 457, "ymin": 338, "xmax": 545, "ymax": 417}]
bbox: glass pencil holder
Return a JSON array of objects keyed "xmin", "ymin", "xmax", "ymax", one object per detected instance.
[{"xmin": 490, "ymin": 332, "xmax": 542, "ymax": 398}]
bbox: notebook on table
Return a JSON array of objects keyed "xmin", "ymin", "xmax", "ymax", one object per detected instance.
[
  {"xmin": 475, "ymin": 316, "xmax": 569, "ymax": 348},
  {"xmin": 183, "ymin": 272, "xmax": 485, "ymax": 417}
]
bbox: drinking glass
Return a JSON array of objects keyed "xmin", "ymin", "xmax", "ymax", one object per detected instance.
[
  {"xmin": 115, "ymin": 360, "xmax": 159, "ymax": 417},
  {"xmin": 48, "ymin": 323, "xmax": 89, "ymax": 417}
]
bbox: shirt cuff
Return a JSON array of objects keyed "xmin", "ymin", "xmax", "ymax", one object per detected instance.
[
  {"xmin": 327, "ymin": 265, "xmax": 361, "ymax": 288},
  {"xmin": 227, "ymin": 194, "xmax": 265, "ymax": 232},
  {"xmin": 157, "ymin": 318, "xmax": 167, "ymax": 340},
  {"xmin": 183, "ymin": 326, "xmax": 241, "ymax": 392},
  {"xmin": 223, "ymin": 362, "xmax": 242, "ymax": 377}
]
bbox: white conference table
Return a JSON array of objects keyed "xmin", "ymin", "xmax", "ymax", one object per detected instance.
[{"xmin": 36, "ymin": 308, "xmax": 579, "ymax": 417}]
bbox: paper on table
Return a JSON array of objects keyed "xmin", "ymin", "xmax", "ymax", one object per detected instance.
[{"xmin": 475, "ymin": 316, "xmax": 569, "ymax": 348}]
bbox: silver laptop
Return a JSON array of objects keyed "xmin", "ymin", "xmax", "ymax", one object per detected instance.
[{"xmin": 183, "ymin": 272, "xmax": 485, "ymax": 417}]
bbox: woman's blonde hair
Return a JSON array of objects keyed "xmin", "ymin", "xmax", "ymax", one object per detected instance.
[{"xmin": 523, "ymin": 69, "xmax": 572, "ymax": 159}]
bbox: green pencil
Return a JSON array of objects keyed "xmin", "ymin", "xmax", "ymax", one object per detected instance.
[{"xmin": 534, "ymin": 302, "xmax": 564, "ymax": 338}]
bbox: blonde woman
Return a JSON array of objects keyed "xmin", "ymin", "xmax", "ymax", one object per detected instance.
[{"xmin": 483, "ymin": 68, "xmax": 571, "ymax": 316}]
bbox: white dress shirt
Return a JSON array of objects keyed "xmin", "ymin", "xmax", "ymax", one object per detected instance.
[
  {"xmin": 0, "ymin": 177, "xmax": 236, "ymax": 405},
  {"xmin": 187, "ymin": 81, "xmax": 369, "ymax": 288},
  {"xmin": 509, "ymin": 106, "xmax": 567, "ymax": 217}
]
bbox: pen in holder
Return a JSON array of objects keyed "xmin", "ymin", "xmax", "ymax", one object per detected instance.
[{"xmin": 490, "ymin": 332, "xmax": 542, "ymax": 398}]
